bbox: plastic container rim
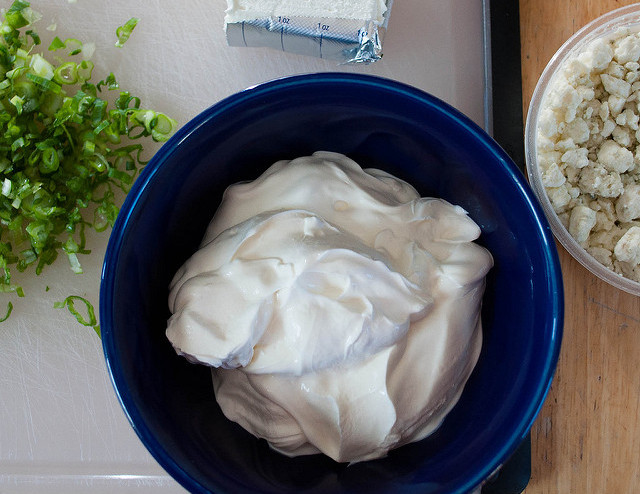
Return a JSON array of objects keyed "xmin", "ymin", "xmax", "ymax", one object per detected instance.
[{"xmin": 525, "ymin": 3, "xmax": 640, "ymax": 297}]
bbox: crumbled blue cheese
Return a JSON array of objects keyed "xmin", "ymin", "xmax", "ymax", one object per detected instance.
[{"xmin": 537, "ymin": 27, "xmax": 640, "ymax": 282}]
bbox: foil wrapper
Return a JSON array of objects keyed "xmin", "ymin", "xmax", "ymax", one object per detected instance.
[{"xmin": 225, "ymin": 1, "xmax": 393, "ymax": 64}]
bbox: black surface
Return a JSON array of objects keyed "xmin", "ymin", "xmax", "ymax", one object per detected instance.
[
  {"xmin": 489, "ymin": 0, "xmax": 525, "ymax": 172},
  {"xmin": 482, "ymin": 433, "xmax": 532, "ymax": 493},
  {"xmin": 482, "ymin": 0, "xmax": 531, "ymax": 493}
]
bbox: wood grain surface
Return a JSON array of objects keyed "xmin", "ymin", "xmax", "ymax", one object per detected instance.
[{"xmin": 520, "ymin": 1, "xmax": 640, "ymax": 492}]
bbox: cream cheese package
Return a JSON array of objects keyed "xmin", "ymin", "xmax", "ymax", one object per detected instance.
[
  {"xmin": 166, "ymin": 152, "xmax": 493, "ymax": 463},
  {"xmin": 224, "ymin": 0, "xmax": 393, "ymax": 63}
]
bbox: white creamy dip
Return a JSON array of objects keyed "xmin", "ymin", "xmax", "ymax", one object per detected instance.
[{"xmin": 166, "ymin": 151, "xmax": 493, "ymax": 463}]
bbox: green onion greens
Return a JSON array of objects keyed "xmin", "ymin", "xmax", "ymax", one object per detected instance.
[
  {"xmin": 115, "ymin": 17, "xmax": 139, "ymax": 48},
  {"xmin": 54, "ymin": 295, "xmax": 100, "ymax": 337},
  {"xmin": 0, "ymin": 1, "xmax": 177, "ymax": 323}
]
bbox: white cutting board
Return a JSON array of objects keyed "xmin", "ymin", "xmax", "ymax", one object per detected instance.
[{"xmin": 0, "ymin": 0, "xmax": 489, "ymax": 491}]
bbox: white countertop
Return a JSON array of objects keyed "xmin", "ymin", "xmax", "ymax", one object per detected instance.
[{"xmin": 0, "ymin": 0, "xmax": 489, "ymax": 491}]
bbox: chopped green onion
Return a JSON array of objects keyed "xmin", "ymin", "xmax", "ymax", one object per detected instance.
[
  {"xmin": 54, "ymin": 295, "xmax": 100, "ymax": 337},
  {"xmin": 115, "ymin": 17, "xmax": 138, "ymax": 47},
  {"xmin": 0, "ymin": 1, "xmax": 176, "ymax": 325},
  {"xmin": 25, "ymin": 29, "xmax": 40, "ymax": 46},
  {"xmin": 10, "ymin": 94, "xmax": 24, "ymax": 114},
  {"xmin": 48, "ymin": 36, "xmax": 83, "ymax": 56},
  {"xmin": 2, "ymin": 178, "xmax": 11, "ymax": 196},
  {"xmin": 48, "ymin": 36, "xmax": 65, "ymax": 51},
  {"xmin": 53, "ymin": 62, "xmax": 79, "ymax": 84},
  {"xmin": 39, "ymin": 146, "xmax": 59, "ymax": 173},
  {"xmin": 64, "ymin": 38, "xmax": 83, "ymax": 56},
  {"xmin": 66, "ymin": 252, "xmax": 82, "ymax": 273},
  {"xmin": 29, "ymin": 53, "xmax": 54, "ymax": 79},
  {"xmin": 96, "ymin": 72, "xmax": 119, "ymax": 91},
  {"xmin": 25, "ymin": 72, "xmax": 62, "ymax": 93},
  {"xmin": 77, "ymin": 60, "xmax": 93, "ymax": 81},
  {"xmin": 5, "ymin": 1, "xmax": 40, "ymax": 29},
  {"xmin": 79, "ymin": 42, "xmax": 95, "ymax": 60},
  {"xmin": 0, "ymin": 301, "xmax": 12, "ymax": 322}
]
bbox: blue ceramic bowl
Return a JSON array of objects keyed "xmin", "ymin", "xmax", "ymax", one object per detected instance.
[{"xmin": 100, "ymin": 73, "xmax": 563, "ymax": 494}]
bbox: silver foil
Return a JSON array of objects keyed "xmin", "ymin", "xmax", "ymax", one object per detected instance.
[{"xmin": 225, "ymin": 1, "xmax": 393, "ymax": 64}]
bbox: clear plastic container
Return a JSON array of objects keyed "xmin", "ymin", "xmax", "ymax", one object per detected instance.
[{"xmin": 525, "ymin": 4, "xmax": 640, "ymax": 297}]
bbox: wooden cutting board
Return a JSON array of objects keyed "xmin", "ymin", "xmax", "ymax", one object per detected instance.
[{"xmin": 520, "ymin": 1, "xmax": 640, "ymax": 492}]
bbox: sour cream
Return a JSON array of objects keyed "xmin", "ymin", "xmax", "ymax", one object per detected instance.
[{"xmin": 166, "ymin": 151, "xmax": 493, "ymax": 463}]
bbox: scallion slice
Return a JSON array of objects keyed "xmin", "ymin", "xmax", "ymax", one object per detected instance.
[
  {"xmin": 54, "ymin": 295, "xmax": 100, "ymax": 337},
  {"xmin": 115, "ymin": 17, "xmax": 138, "ymax": 47}
]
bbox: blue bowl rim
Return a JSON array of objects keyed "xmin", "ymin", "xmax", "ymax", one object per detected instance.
[{"xmin": 100, "ymin": 72, "xmax": 564, "ymax": 494}]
